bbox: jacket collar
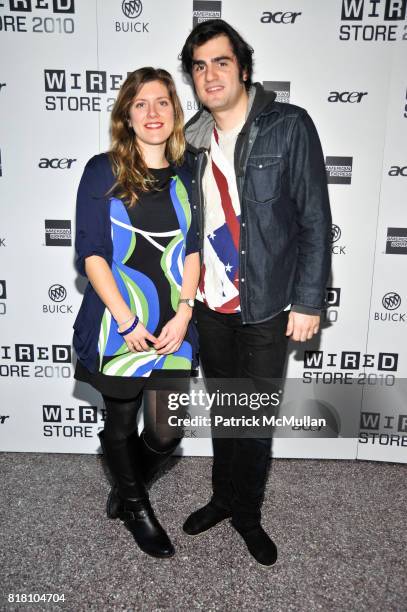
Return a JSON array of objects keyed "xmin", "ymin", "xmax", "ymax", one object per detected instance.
[{"xmin": 185, "ymin": 82, "xmax": 277, "ymax": 152}]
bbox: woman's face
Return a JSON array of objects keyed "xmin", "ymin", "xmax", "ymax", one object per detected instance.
[{"xmin": 128, "ymin": 80, "xmax": 175, "ymax": 149}]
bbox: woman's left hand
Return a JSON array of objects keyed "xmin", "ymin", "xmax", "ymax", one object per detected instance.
[{"xmin": 154, "ymin": 311, "xmax": 191, "ymax": 355}]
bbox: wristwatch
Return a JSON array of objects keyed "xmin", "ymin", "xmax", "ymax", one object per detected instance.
[{"xmin": 178, "ymin": 298, "xmax": 195, "ymax": 308}]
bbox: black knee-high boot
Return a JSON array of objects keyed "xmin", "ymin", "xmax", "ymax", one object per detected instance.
[
  {"xmin": 99, "ymin": 430, "xmax": 174, "ymax": 558},
  {"xmin": 99, "ymin": 428, "xmax": 179, "ymax": 519},
  {"xmin": 98, "ymin": 430, "xmax": 122, "ymax": 519},
  {"xmin": 139, "ymin": 430, "xmax": 179, "ymax": 484},
  {"xmin": 99, "ymin": 429, "xmax": 143, "ymax": 520}
]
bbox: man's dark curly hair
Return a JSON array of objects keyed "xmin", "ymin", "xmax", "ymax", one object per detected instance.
[{"xmin": 180, "ymin": 19, "xmax": 254, "ymax": 91}]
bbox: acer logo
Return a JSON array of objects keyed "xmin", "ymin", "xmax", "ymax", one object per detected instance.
[
  {"xmin": 388, "ymin": 165, "xmax": 407, "ymax": 176},
  {"xmin": 328, "ymin": 91, "xmax": 368, "ymax": 103},
  {"xmin": 38, "ymin": 158, "xmax": 77, "ymax": 169},
  {"xmin": 260, "ymin": 11, "xmax": 302, "ymax": 23}
]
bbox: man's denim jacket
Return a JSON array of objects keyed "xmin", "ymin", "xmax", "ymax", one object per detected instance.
[{"xmin": 185, "ymin": 83, "xmax": 332, "ymax": 324}]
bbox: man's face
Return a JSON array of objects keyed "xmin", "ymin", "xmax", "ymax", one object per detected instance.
[{"xmin": 191, "ymin": 34, "xmax": 247, "ymax": 113}]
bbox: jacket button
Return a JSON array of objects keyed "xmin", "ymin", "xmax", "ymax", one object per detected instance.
[
  {"xmin": 242, "ymin": 222, "xmax": 246, "ymax": 227},
  {"xmin": 241, "ymin": 278, "xmax": 245, "ymax": 282},
  {"xmin": 192, "ymin": 179, "xmax": 196, "ymax": 183},
  {"xmin": 258, "ymin": 164, "xmax": 263, "ymax": 168},
  {"xmin": 241, "ymin": 250, "xmax": 245, "ymax": 254},
  {"xmin": 193, "ymin": 205, "xmax": 197, "ymax": 209}
]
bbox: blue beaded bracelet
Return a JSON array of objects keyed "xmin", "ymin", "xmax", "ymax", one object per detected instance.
[{"xmin": 117, "ymin": 316, "xmax": 139, "ymax": 336}]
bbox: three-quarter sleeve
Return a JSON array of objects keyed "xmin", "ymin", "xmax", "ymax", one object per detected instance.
[
  {"xmin": 75, "ymin": 155, "xmax": 113, "ymax": 277},
  {"xmin": 185, "ymin": 204, "xmax": 199, "ymax": 255},
  {"xmin": 176, "ymin": 158, "xmax": 200, "ymax": 256}
]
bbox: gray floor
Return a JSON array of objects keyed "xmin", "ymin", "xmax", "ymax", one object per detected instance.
[{"xmin": 0, "ymin": 453, "xmax": 406, "ymax": 612}]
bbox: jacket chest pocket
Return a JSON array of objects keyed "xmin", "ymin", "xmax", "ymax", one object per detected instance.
[{"xmin": 244, "ymin": 155, "xmax": 282, "ymax": 205}]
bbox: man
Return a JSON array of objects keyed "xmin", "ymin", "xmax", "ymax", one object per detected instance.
[{"xmin": 180, "ymin": 20, "xmax": 331, "ymax": 566}]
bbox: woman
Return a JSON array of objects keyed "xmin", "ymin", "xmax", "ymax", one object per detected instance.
[{"xmin": 73, "ymin": 68, "xmax": 200, "ymax": 559}]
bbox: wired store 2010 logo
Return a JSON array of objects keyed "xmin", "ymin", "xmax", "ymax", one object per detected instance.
[
  {"xmin": 324, "ymin": 287, "xmax": 341, "ymax": 324},
  {"xmin": 43, "ymin": 69, "xmax": 131, "ymax": 112},
  {"xmin": 303, "ymin": 350, "xmax": 399, "ymax": 385},
  {"xmin": 0, "ymin": 280, "xmax": 6, "ymax": 316},
  {"xmin": 326, "ymin": 287, "xmax": 341, "ymax": 308},
  {"xmin": 0, "ymin": 343, "xmax": 72, "ymax": 378},
  {"xmin": 44, "ymin": 220, "xmax": 71, "ymax": 246},
  {"xmin": 193, "ymin": 1, "xmax": 222, "ymax": 27},
  {"xmin": 263, "ymin": 81, "xmax": 290, "ymax": 103},
  {"xmin": 338, "ymin": 0, "xmax": 407, "ymax": 42},
  {"xmin": 359, "ymin": 410, "xmax": 407, "ymax": 447},
  {"xmin": 0, "ymin": 0, "xmax": 76, "ymax": 35},
  {"xmin": 42, "ymin": 403, "xmax": 105, "ymax": 438},
  {"xmin": 116, "ymin": 0, "xmax": 149, "ymax": 33},
  {"xmin": 326, "ymin": 157, "xmax": 353, "ymax": 184}
]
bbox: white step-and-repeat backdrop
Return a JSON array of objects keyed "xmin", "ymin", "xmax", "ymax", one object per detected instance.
[{"xmin": 0, "ymin": 0, "xmax": 406, "ymax": 462}]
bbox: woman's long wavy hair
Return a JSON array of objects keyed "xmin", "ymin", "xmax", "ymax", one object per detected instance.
[{"xmin": 109, "ymin": 67, "xmax": 185, "ymax": 207}]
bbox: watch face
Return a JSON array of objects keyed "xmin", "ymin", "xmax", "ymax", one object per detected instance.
[{"xmin": 180, "ymin": 298, "xmax": 194, "ymax": 307}]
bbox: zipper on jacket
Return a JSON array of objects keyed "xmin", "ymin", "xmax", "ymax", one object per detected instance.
[{"xmin": 195, "ymin": 152, "xmax": 207, "ymax": 264}]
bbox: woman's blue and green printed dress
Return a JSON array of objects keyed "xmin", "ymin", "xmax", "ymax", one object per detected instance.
[{"xmin": 97, "ymin": 166, "xmax": 193, "ymax": 379}]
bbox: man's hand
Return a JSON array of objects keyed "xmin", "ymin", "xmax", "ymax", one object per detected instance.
[{"xmin": 286, "ymin": 311, "xmax": 320, "ymax": 342}]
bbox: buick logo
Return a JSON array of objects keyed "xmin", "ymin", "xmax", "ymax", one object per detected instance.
[
  {"xmin": 122, "ymin": 0, "xmax": 143, "ymax": 18},
  {"xmin": 48, "ymin": 284, "xmax": 67, "ymax": 302},
  {"xmin": 382, "ymin": 292, "xmax": 401, "ymax": 311},
  {"xmin": 331, "ymin": 224, "xmax": 341, "ymax": 243}
]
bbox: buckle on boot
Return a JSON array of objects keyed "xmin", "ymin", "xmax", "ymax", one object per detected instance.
[
  {"xmin": 118, "ymin": 509, "xmax": 136, "ymax": 521},
  {"xmin": 118, "ymin": 507, "xmax": 148, "ymax": 521}
]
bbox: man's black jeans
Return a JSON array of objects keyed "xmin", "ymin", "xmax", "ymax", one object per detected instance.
[{"xmin": 195, "ymin": 300, "xmax": 289, "ymax": 529}]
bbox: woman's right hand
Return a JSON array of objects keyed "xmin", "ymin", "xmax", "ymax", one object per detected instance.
[{"xmin": 119, "ymin": 318, "xmax": 158, "ymax": 353}]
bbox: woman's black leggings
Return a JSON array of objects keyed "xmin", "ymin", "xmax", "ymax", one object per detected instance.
[{"xmin": 102, "ymin": 391, "xmax": 185, "ymax": 452}]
